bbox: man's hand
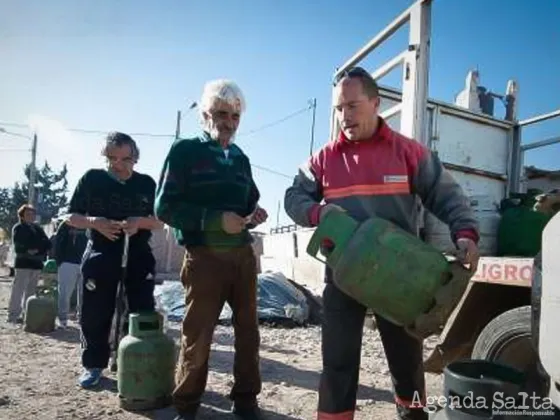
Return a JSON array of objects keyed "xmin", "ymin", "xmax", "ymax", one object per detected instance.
[
  {"xmin": 248, "ymin": 206, "xmax": 268, "ymax": 226},
  {"xmin": 455, "ymin": 238, "xmax": 480, "ymax": 274},
  {"xmin": 222, "ymin": 212, "xmax": 246, "ymax": 234},
  {"xmin": 319, "ymin": 203, "xmax": 345, "ymax": 222},
  {"xmin": 121, "ymin": 217, "xmax": 141, "ymax": 237},
  {"xmin": 90, "ymin": 217, "xmax": 122, "ymax": 241}
]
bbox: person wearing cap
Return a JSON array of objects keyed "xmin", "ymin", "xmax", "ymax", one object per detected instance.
[
  {"xmin": 284, "ymin": 67, "xmax": 481, "ymax": 420},
  {"xmin": 64, "ymin": 132, "xmax": 163, "ymax": 388},
  {"xmin": 155, "ymin": 79, "xmax": 268, "ymax": 420}
]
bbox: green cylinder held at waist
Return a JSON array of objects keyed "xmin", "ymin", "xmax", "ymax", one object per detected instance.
[{"xmin": 307, "ymin": 210, "xmax": 452, "ymax": 327}]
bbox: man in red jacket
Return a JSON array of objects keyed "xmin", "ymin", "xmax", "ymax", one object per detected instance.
[{"xmin": 284, "ymin": 67, "xmax": 480, "ymax": 420}]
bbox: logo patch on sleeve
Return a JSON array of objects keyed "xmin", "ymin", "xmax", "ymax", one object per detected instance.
[{"xmin": 384, "ymin": 175, "xmax": 409, "ymax": 183}]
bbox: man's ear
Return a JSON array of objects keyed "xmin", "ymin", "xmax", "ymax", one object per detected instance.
[{"xmin": 371, "ymin": 96, "xmax": 381, "ymax": 113}]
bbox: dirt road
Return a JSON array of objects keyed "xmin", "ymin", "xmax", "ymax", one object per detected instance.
[{"xmin": 0, "ymin": 278, "xmax": 443, "ymax": 419}]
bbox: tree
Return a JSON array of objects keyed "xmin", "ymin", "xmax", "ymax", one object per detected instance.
[
  {"xmin": 0, "ymin": 161, "xmax": 68, "ymax": 236},
  {"xmin": 0, "ymin": 187, "xmax": 13, "ymax": 236}
]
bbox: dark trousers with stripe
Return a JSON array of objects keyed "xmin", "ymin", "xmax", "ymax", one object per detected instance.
[
  {"xmin": 80, "ymin": 249, "xmax": 155, "ymax": 369},
  {"xmin": 317, "ymin": 272, "xmax": 428, "ymax": 420}
]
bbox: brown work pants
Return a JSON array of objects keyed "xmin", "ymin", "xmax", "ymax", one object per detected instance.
[{"xmin": 173, "ymin": 245, "xmax": 261, "ymax": 414}]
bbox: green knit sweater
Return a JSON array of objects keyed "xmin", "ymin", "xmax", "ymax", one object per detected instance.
[{"xmin": 154, "ymin": 132, "xmax": 260, "ymax": 248}]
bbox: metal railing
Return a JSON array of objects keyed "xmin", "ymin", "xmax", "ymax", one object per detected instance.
[{"xmin": 330, "ymin": 0, "xmax": 433, "ymax": 146}]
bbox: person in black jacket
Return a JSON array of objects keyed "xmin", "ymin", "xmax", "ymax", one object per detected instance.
[
  {"xmin": 53, "ymin": 220, "xmax": 88, "ymax": 328},
  {"xmin": 7, "ymin": 204, "xmax": 51, "ymax": 323},
  {"xmin": 65, "ymin": 132, "xmax": 163, "ymax": 388}
]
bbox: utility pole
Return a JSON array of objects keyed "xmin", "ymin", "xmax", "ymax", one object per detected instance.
[
  {"xmin": 175, "ymin": 110, "xmax": 182, "ymax": 140},
  {"xmin": 309, "ymin": 98, "xmax": 317, "ymax": 156},
  {"xmin": 174, "ymin": 102, "xmax": 197, "ymax": 141},
  {"xmin": 164, "ymin": 110, "xmax": 183, "ymax": 274},
  {"xmin": 28, "ymin": 132, "xmax": 38, "ymax": 205},
  {"xmin": 276, "ymin": 200, "xmax": 281, "ymax": 228}
]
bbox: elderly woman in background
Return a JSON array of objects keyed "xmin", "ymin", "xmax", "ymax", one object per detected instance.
[{"xmin": 7, "ymin": 204, "xmax": 51, "ymax": 323}]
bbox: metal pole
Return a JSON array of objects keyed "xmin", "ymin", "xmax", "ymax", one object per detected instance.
[
  {"xmin": 521, "ymin": 135, "xmax": 560, "ymax": 152},
  {"xmin": 28, "ymin": 132, "xmax": 38, "ymax": 205},
  {"xmin": 309, "ymin": 98, "xmax": 317, "ymax": 156},
  {"xmin": 518, "ymin": 109, "xmax": 560, "ymax": 127},
  {"xmin": 333, "ymin": 0, "xmax": 431, "ymax": 80},
  {"xmin": 165, "ymin": 111, "xmax": 182, "ymax": 274},
  {"xmin": 276, "ymin": 200, "xmax": 281, "ymax": 228},
  {"xmin": 175, "ymin": 110, "xmax": 182, "ymax": 140}
]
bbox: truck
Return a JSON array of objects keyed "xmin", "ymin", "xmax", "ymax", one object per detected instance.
[
  {"xmin": 262, "ymin": 0, "xmax": 560, "ymax": 409},
  {"xmin": 329, "ymin": 0, "xmax": 560, "ymax": 405}
]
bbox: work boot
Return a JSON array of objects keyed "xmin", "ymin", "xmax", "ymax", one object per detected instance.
[
  {"xmin": 173, "ymin": 414, "xmax": 196, "ymax": 420},
  {"xmin": 232, "ymin": 402, "xmax": 262, "ymax": 419},
  {"xmin": 173, "ymin": 405, "xmax": 199, "ymax": 420},
  {"xmin": 396, "ymin": 405, "xmax": 429, "ymax": 420}
]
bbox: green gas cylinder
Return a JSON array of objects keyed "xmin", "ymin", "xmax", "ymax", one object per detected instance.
[
  {"xmin": 307, "ymin": 211, "xmax": 466, "ymax": 333},
  {"xmin": 117, "ymin": 311, "xmax": 175, "ymax": 411},
  {"xmin": 23, "ymin": 288, "xmax": 57, "ymax": 333},
  {"xmin": 43, "ymin": 259, "xmax": 57, "ymax": 274}
]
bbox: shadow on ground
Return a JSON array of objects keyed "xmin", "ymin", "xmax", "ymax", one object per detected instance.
[
  {"xmin": 210, "ymin": 349, "xmax": 393, "ymax": 403},
  {"xmin": 46, "ymin": 325, "xmax": 82, "ymax": 344},
  {"xmin": 136, "ymin": 390, "xmax": 303, "ymax": 419},
  {"xmin": 88, "ymin": 377, "xmax": 118, "ymax": 394},
  {"xmin": 165, "ymin": 326, "xmax": 393, "ymax": 404}
]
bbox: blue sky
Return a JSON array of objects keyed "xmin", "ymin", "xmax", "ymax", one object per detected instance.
[{"xmin": 1, "ymin": 0, "xmax": 559, "ymax": 230}]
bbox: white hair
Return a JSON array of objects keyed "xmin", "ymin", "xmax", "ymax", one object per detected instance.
[{"xmin": 199, "ymin": 79, "xmax": 246, "ymax": 117}]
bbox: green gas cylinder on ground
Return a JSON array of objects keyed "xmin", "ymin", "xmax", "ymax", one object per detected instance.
[
  {"xmin": 117, "ymin": 311, "xmax": 175, "ymax": 411},
  {"xmin": 23, "ymin": 286, "xmax": 57, "ymax": 333},
  {"xmin": 43, "ymin": 259, "xmax": 57, "ymax": 274},
  {"xmin": 307, "ymin": 211, "xmax": 470, "ymax": 335}
]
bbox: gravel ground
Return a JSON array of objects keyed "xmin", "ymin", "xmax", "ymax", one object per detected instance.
[{"xmin": 0, "ymin": 276, "xmax": 444, "ymax": 420}]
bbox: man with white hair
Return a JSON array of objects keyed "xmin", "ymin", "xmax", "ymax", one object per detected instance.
[{"xmin": 155, "ymin": 79, "xmax": 268, "ymax": 420}]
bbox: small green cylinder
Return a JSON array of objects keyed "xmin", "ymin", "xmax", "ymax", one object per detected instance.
[{"xmin": 117, "ymin": 311, "xmax": 176, "ymax": 411}]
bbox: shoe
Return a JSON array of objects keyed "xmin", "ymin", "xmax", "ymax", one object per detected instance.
[
  {"xmin": 58, "ymin": 320, "xmax": 68, "ymax": 329},
  {"xmin": 173, "ymin": 414, "xmax": 196, "ymax": 420},
  {"xmin": 78, "ymin": 368, "xmax": 103, "ymax": 388},
  {"xmin": 173, "ymin": 405, "xmax": 199, "ymax": 420},
  {"xmin": 232, "ymin": 403, "xmax": 262, "ymax": 420},
  {"xmin": 7, "ymin": 317, "xmax": 22, "ymax": 324}
]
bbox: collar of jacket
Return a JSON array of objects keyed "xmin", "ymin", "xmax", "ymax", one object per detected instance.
[
  {"xmin": 336, "ymin": 116, "xmax": 392, "ymax": 146},
  {"xmin": 199, "ymin": 131, "xmax": 243, "ymax": 156}
]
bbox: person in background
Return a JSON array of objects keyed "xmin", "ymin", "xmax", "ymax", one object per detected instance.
[
  {"xmin": 284, "ymin": 67, "xmax": 480, "ymax": 420},
  {"xmin": 64, "ymin": 132, "xmax": 163, "ymax": 388},
  {"xmin": 53, "ymin": 219, "xmax": 88, "ymax": 328},
  {"xmin": 7, "ymin": 204, "xmax": 51, "ymax": 323},
  {"xmin": 155, "ymin": 79, "xmax": 268, "ymax": 420}
]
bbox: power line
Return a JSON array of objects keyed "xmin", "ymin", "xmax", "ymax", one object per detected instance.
[
  {"xmin": 1, "ymin": 103, "xmax": 310, "ymax": 181},
  {"xmin": 0, "ymin": 148, "xmax": 30, "ymax": 152},
  {"xmin": 251, "ymin": 163, "xmax": 293, "ymax": 180},
  {"xmin": 1, "ymin": 105, "xmax": 310, "ymax": 140},
  {"xmin": 0, "ymin": 121, "xmax": 174, "ymax": 138},
  {"xmin": 237, "ymin": 104, "xmax": 313, "ymax": 138}
]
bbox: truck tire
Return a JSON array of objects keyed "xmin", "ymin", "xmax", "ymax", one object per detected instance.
[
  {"xmin": 472, "ymin": 305, "xmax": 549, "ymax": 396},
  {"xmin": 472, "ymin": 305, "xmax": 535, "ymax": 371}
]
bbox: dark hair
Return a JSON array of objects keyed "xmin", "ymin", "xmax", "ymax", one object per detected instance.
[
  {"xmin": 101, "ymin": 131, "xmax": 140, "ymax": 162},
  {"xmin": 17, "ymin": 204, "xmax": 35, "ymax": 221},
  {"xmin": 334, "ymin": 66, "xmax": 379, "ymax": 99}
]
